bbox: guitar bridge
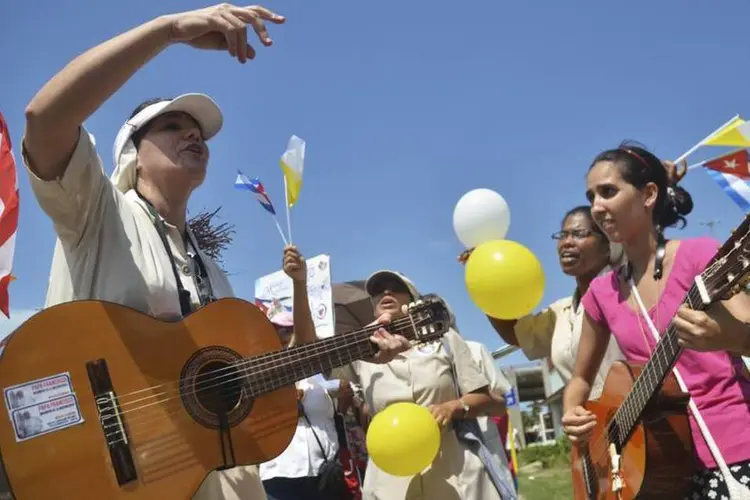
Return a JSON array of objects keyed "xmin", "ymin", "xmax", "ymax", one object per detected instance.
[
  {"xmin": 86, "ymin": 359, "xmax": 138, "ymax": 486},
  {"xmin": 608, "ymin": 443, "xmax": 625, "ymax": 493}
]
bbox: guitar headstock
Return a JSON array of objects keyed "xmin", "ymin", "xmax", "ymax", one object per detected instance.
[
  {"xmin": 402, "ymin": 294, "xmax": 453, "ymax": 345},
  {"xmin": 703, "ymin": 212, "xmax": 750, "ymax": 302}
]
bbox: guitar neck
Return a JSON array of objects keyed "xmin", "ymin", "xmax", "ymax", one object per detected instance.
[
  {"xmin": 612, "ymin": 283, "xmax": 707, "ymax": 444},
  {"xmin": 241, "ymin": 316, "xmax": 415, "ymax": 397}
]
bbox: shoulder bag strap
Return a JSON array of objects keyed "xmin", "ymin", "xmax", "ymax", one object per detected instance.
[
  {"xmin": 301, "ymin": 409, "xmax": 329, "ymax": 464},
  {"xmin": 135, "ymin": 192, "xmax": 215, "ymax": 315},
  {"xmin": 441, "ymin": 338, "xmax": 518, "ymax": 500}
]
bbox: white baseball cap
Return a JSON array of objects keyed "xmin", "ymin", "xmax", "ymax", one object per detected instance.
[
  {"xmin": 110, "ymin": 93, "xmax": 223, "ymax": 193},
  {"xmin": 365, "ymin": 270, "xmax": 419, "ymax": 300}
]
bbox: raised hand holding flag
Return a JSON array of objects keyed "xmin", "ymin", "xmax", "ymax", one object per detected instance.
[{"xmin": 234, "ymin": 171, "xmax": 288, "ymax": 245}]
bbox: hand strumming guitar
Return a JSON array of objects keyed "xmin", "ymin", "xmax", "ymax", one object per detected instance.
[{"xmin": 561, "ymin": 405, "xmax": 596, "ymax": 444}]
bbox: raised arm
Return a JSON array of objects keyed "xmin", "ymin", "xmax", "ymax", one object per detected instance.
[
  {"xmin": 24, "ymin": 4, "xmax": 284, "ymax": 180},
  {"xmin": 282, "ymin": 245, "xmax": 317, "ymax": 347}
]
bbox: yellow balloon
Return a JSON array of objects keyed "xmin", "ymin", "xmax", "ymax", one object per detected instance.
[
  {"xmin": 366, "ymin": 402, "xmax": 440, "ymax": 476},
  {"xmin": 465, "ymin": 239, "xmax": 545, "ymax": 319}
]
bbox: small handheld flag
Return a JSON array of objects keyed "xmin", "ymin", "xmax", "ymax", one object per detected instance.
[
  {"xmin": 234, "ymin": 171, "xmax": 288, "ymax": 245},
  {"xmin": 703, "ymin": 120, "xmax": 750, "ymax": 148},
  {"xmin": 685, "ymin": 150, "xmax": 750, "ymax": 212},
  {"xmin": 280, "ymin": 135, "xmax": 306, "ymax": 243},
  {"xmin": 673, "ymin": 115, "xmax": 743, "ymax": 163},
  {"xmin": 235, "ymin": 172, "xmax": 277, "ymax": 214},
  {"xmin": 703, "ymin": 149, "xmax": 750, "ymax": 179}
]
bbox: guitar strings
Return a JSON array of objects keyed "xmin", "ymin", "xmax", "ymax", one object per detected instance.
[
  {"xmin": 582, "ymin": 256, "xmax": 746, "ymax": 467},
  {"xmin": 110, "ymin": 314, "xmax": 411, "ymax": 408},
  {"xmin": 585, "ymin": 287, "xmax": 699, "ymax": 466},
  {"xmin": 99, "ymin": 327, "xmax": 387, "ymax": 438},
  {"xmin": 104, "ymin": 391, "xmax": 297, "ymax": 446},
  {"xmin": 99, "ymin": 315, "xmax": 429, "ymax": 443},
  {"xmin": 98, "ymin": 314, "xmax": 425, "ymax": 426}
]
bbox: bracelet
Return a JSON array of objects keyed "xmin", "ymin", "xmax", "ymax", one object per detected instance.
[{"xmin": 458, "ymin": 398, "xmax": 470, "ymax": 418}]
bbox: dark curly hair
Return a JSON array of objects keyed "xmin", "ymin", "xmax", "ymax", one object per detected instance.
[{"xmin": 589, "ymin": 141, "xmax": 693, "ymax": 230}]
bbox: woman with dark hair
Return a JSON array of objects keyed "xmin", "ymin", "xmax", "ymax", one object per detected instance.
[
  {"xmin": 459, "ymin": 205, "xmax": 624, "ymax": 399},
  {"xmin": 562, "ymin": 143, "xmax": 750, "ymax": 498}
]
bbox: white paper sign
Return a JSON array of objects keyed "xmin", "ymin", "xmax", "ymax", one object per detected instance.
[{"xmin": 255, "ymin": 254, "xmax": 334, "ymax": 338}]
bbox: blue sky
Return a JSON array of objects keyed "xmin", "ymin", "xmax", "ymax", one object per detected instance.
[{"xmin": 2, "ymin": 0, "xmax": 750, "ymax": 367}]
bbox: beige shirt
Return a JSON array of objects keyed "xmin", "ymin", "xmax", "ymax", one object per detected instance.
[
  {"xmin": 465, "ymin": 341, "xmax": 515, "ymax": 488},
  {"xmin": 514, "ymin": 294, "xmax": 623, "ymax": 399},
  {"xmin": 352, "ymin": 330, "xmax": 502, "ymax": 500},
  {"xmin": 24, "ymin": 126, "xmax": 265, "ymax": 500}
]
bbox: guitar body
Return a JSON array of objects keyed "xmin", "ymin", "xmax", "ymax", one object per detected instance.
[
  {"xmin": 0, "ymin": 299, "xmax": 299, "ymax": 499},
  {"xmin": 571, "ymin": 361, "xmax": 694, "ymax": 499}
]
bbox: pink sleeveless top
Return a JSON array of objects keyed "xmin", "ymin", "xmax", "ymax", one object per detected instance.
[{"xmin": 582, "ymin": 237, "xmax": 750, "ymax": 468}]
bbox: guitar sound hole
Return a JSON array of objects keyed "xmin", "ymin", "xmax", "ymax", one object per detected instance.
[
  {"xmin": 195, "ymin": 361, "xmax": 242, "ymax": 415},
  {"xmin": 180, "ymin": 346, "xmax": 253, "ymax": 429}
]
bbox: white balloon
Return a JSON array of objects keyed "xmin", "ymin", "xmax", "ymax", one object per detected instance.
[{"xmin": 453, "ymin": 189, "xmax": 511, "ymax": 248}]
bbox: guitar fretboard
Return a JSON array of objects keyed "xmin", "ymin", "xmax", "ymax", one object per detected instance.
[
  {"xmin": 238, "ymin": 315, "xmax": 422, "ymax": 397},
  {"xmin": 610, "ymin": 285, "xmax": 704, "ymax": 445}
]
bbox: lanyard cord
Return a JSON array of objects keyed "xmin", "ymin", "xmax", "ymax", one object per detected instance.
[{"xmin": 135, "ymin": 191, "xmax": 216, "ymax": 316}]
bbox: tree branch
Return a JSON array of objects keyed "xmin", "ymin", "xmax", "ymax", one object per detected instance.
[{"xmin": 187, "ymin": 206, "xmax": 235, "ymax": 272}]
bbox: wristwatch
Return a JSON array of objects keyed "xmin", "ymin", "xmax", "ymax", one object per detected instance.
[{"xmin": 458, "ymin": 398, "xmax": 470, "ymax": 419}]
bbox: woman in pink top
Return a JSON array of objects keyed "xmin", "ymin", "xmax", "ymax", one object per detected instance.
[{"xmin": 561, "ymin": 143, "xmax": 750, "ymax": 499}]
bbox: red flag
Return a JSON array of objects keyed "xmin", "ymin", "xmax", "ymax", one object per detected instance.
[
  {"xmin": 704, "ymin": 149, "xmax": 750, "ymax": 179},
  {"xmin": 0, "ymin": 112, "xmax": 19, "ymax": 318}
]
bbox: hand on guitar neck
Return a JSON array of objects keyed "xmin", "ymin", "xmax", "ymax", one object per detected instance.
[
  {"xmin": 673, "ymin": 302, "xmax": 750, "ymax": 356},
  {"xmin": 367, "ymin": 311, "xmax": 413, "ymax": 364}
]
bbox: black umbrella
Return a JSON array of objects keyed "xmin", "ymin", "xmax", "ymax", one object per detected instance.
[
  {"xmin": 330, "ymin": 280, "xmax": 373, "ymax": 382},
  {"xmin": 332, "ymin": 280, "xmax": 374, "ymax": 334}
]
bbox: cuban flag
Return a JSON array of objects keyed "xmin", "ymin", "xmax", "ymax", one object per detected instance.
[
  {"xmin": 234, "ymin": 171, "xmax": 276, "ymax": 215},
  {"xmin": 701, "ymin": 149, "xmax": 750, "ymax": 212},
  {"xmin": 706, "ymin": 170, "xmax": 750, "ymax": 212}
]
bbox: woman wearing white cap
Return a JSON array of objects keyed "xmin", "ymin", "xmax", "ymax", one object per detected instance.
[
  {"xmin": 350, "ymin": 270, "xmax": 509, "ymax": 500},
  {"xmin": 20, "ymin": 4, "xmax": 409, "ymax": 500},
  {"xmin": 23, "ymin": 3, "xmax": 286, "ymax": 319}
]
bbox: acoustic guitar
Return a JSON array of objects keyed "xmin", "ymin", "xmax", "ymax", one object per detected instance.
[
  {"xmin": 571, "ymin": 213, "xmax": 750, "ymax": 499},
  {"xmin": 0, "ymin": 294, "xmax": 452, "ymax": 499}
]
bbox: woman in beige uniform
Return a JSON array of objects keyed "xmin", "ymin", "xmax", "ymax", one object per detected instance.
[
  {"xmin": 460, "ymin": 206, "xmax": 624, "ymax": 398},
  {"xmin": 351, "ymin": 270, "xmax": 508, "ymax": 500}
]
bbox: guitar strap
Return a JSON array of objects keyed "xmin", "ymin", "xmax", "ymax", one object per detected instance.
[{"xmin": 629, "ymin": 279, "xmax": 750, "ymax": 500}]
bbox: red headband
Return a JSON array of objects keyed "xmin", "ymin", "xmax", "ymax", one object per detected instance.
[{"xmin": 620, "ymin": 148, "xmax": 649, "ymax": 169}]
